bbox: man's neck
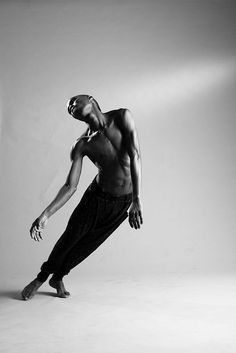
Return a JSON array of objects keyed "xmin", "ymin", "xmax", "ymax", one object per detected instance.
[
  {"xmin": 97, "ymin": 111, "xmax": 108, "ymax": 129},
  {"xmin": 90, "ymin": 111, "xmax": 108, "ymax": 133}
]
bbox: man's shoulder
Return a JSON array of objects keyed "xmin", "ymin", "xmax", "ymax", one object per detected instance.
[
  {"xmin": 112, "ymin": 108, "xmax": 134, "ymax": 132},
  {"xmin": 112, "ymin": 107, "xmax": 129, "ymax": 115},
  {"xmin": 111, "ymin": 108, "xmax": 132, "ymax": 125},
  {"xmin": 70, "ymin": 130, "xmax": 89, "ymax": 161}
]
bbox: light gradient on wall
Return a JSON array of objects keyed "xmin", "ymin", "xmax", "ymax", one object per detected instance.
[{"xmin": 0, "ymin": 0, "xmax": 235, "ymax": 279}]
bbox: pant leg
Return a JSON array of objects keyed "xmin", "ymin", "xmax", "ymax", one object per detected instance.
[
  {"xmin": 52, "ymin": 196, "xmax": 132, "ymax": 279},
  {"xmin": 36, "ymin": 187, "xmax": 98, "ymax": 282}
]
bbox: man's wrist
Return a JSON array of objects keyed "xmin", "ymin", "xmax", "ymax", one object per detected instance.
[
  {"xmin": 132, "ymin": 195, "xmax": 141, "ymax": 202},
  {"xmin": 41, "ymin": 210, "xmax": 50, "ymax": 219}
]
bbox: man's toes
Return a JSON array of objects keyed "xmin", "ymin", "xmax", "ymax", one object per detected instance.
[
  {"xmin": 22, "ymin": 290, "xmax": 30, "ymax": 300},
  {"xmin": 22, "ymin": 295, "xmax": 30, "ymax": 300},
  {"xmin": 22, "ymin": 290, "xmax": 26, "ymax": 298},
  {"xmin": 57, "ymin": 290, "xmax": 70, "ymax": 298}
]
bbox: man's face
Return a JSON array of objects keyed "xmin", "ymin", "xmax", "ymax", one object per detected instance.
[{"xmin": 68, "ymin": 98, "xmax": 92, "ymax": 121}]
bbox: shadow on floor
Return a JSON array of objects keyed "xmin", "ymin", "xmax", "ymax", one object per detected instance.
[{"xmin": 0, "ymin": 290, "xmax": 57, "ymax": 301}]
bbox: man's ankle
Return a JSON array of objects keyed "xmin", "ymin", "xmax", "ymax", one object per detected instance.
[
  {"xmin": 35, "ymin": 278, "xmax": 43, "ymax": 284},
  {"xmin": 51, "ymin": 274, "xmax": 63, "ymax": 282}
]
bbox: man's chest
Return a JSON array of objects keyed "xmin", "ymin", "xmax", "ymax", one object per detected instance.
[{"xmin": 85, "ymin": 126, "xmax": 125, "ymax": 163}]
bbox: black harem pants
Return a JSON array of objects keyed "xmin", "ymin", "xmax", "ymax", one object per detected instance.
[{"xmin": 36, "ymin": 177, "xmax": 132, "ymax": 282}]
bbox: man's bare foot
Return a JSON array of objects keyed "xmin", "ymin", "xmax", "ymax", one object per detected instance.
[
  {"xmin": 49, "ymin": 278, "xmax": 70, "ymax": 298},
  {"xmin": 21, "ymin": 278, "xmax": 43, "ymax": 300}
]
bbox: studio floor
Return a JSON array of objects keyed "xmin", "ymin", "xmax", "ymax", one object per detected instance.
[{"xmin": 1, "ymin": 273, "xmax": 236, "ymax": 353}]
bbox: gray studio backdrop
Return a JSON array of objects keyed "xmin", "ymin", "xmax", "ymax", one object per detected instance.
[{"xmin": 0, "ymin": 0, "xmax": 235, "ymax": 281}]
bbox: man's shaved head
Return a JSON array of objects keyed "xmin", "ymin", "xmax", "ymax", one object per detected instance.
[{"xmin": 67, "ymin": 94, "xmax": 101, "ymax": 116}]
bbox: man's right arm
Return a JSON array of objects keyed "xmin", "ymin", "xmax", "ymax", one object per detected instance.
[
  {"xmin": 30, "ymin": 139, "xmax": 85, "ymax": 241},
  {"xmin": 41, "ymin": 140, "xmax": 84, "ymax": 219}
]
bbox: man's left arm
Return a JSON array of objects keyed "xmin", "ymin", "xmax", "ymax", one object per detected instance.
[{"xmin": 122, "ymin": 109, "xmax": 143, "ymax": 229}]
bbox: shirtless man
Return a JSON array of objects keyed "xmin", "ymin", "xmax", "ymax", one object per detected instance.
[{"xmin": 21, "ymin": 94, "xmax": 143, "ymax": 300}]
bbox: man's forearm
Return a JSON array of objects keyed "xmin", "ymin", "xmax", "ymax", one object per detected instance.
[
  {"xmin": 130, "ymin": 154, "xmax": 141, "ymax": 200},
  {"xmin": 40, "ymin": 184, "xmax": 76, "ymax": 219}
]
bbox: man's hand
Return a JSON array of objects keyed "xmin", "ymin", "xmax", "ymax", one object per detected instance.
[
  {"xmin": 128, "ymin": 198, "xmax": 143, "ymax": 229},
  {"xmin": 30, "ymin": 214, "xmax": 48, "ymax": 241}
]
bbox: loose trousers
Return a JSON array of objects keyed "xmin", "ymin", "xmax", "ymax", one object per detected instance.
[{"xmin": 36, "ymin": 177, "xmax": 132, "ymax": 282}]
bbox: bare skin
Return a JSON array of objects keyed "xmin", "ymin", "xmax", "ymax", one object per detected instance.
[
  {"xmin": 48, "ymin": 278, "xmax": 70, "ymax": 298},
  {"xmin": 21, "ymin": 279, "xmax": 43, "ymax": 300},
  {"xmin": 21, "ymin": 95, "xmax": 143, "ymax": 300},
  {"xmin": 21, "ymin": 278, "xmax": 70, "ymax": 300}
]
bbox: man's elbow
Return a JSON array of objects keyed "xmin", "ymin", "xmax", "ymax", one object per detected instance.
[
  {"xmin": 70, "ymin": 184, "xmax": 77, "ymax": 193},
  {"xmin": 65, "ymin": 183, "xmax": 77, "ymax": 193}
]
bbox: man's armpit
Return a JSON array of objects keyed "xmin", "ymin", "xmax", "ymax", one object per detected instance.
[{"xmin": 70, "ymin": 138, "xmax": 86, "ymax": 161}]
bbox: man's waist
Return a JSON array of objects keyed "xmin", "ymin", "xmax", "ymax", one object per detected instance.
[{"xmin": 89, "ymin": 176, "xmax": 132, "ymax": 202}]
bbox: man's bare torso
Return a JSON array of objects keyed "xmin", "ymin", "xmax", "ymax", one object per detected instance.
[{"xmin": 80, "ymin": 109, "xmax": 132, "ymax": 196}]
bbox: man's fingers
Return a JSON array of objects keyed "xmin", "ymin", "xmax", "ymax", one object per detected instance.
[
  {"xmin": 30, "ymin": 226, "xmax": 43, "ymax": 241},
  {"xmin": 134, "ymin": 219, "xmax": 140, "ymax": 229},
  {"xmin": 138, "ymin": 211, "xmax": 143, "ymax": 224},
  {"xmin": 30, "ymin": 230, "xmax": 37, "ymax": 240},
  {"xmin": 129, "ymin": 217, "xmax": 134, "ymax": 228},
  {"xmin": 34, "ymin": 233, "xmax": 41, "ymax": 241},
  {"xmin": 132, "ymin": 215, "xmax": 139, "ymax": 229},
  {"xmin": 30, "ymin": 225, "xmax": 35, "ymax": 237},
  {"xmin": 129, "ymin": 216, "xmax": 134, "ymax": 228},
  {"xmin": 129, "ymin": 213, "xmax": 141, "ymax": 229},
  {"xmin": 32, "ymin": 229, "xmax": 38, "ymax": 241},
  {"xmin": 35, "ymin": 228, "xmax": 42, "ymax": 241},
  {"xmin": 29, "ymin": 218, "xmax": 46, "ymax": 241},
  {"xmin": 34, "ymin": 230, "xmax": 40, "ymax": 241},
  {"xmin": 30, "ymin": 221, "xmax": 38, "ymax": 236}
]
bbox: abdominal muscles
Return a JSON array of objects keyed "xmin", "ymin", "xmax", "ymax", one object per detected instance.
[
  {"xmin": 95, "ymin": 157, "xmax": 132, "ymax": 195},
  {"xmin": 86, "ymin": 128, "xmax": 133, "ymax": 195}
]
